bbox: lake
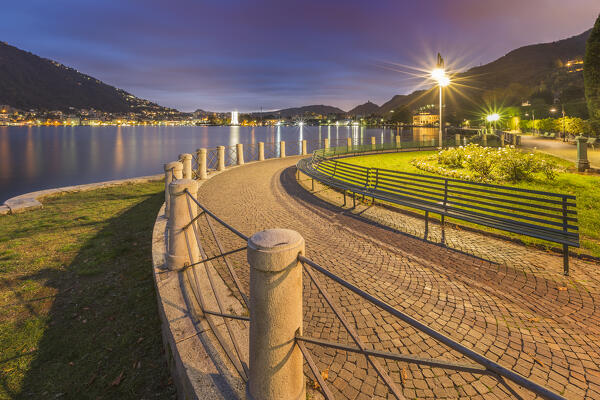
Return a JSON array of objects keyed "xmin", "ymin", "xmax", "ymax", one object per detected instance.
[{"xmin": 0, "ymin": 125, "xmax": 437, "ymax": 202}]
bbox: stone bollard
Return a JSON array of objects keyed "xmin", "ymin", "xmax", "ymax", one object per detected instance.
[
  {"xmin": 347, "ymin": 137, "xmax": 352, "ymax": 150},
  {"xmin": 217, "ymin": 146, "xmax": 225, "ymax": 171},
  {"xmin": 371, "ymin": 136, "xmax": 376, "ymax": 150},
  {"xmin": 324, "ymin": 138, "xmax": 329, "ymax": 149},
  {"xmin": 463, "ymin": 137, "xmax": 467, "ymax": 146},
  {"xmin": 167, "ymin": 179, "xmax": 199, "ymax": 270},
  {"xmin": 455, "ymin": 134, "xmax": 460, "ymax": 146},
  {"xmin": 237, "ymin": 143, "xmax": 244, "ymax": 165},
  {"xmin": 576, "ymin": 136, "xmax": 590, "ymax": 172},
  {"xmin": 164, "ymin": 161, "xmax": 183, "ymax": 216},
  {"xmin": 482, "ymin": 134, "xmax": 487, "ymax": 147},
  {"xmin": 258, "ymin": 142, "xmax": 265, "ymax": 161},
  {"xmin": 512, "ymin": 134, "xmax": 518, "ymax": 146},
  {"xmin": 280, "ymin": 141, "xmax": 286, "ymax": 158},
  {"xmin": 395, "ymin": 135, "xmax": 401, "ymax": 148},
  {"xmin": 301, "ymin": 140, "xmax": 307, "ymax": 155},
  {"xmin": 179, "ymin": 153, "xmax": 193, "ymax": 179},
  {"xmin": 197, "ymin": 148, "xmax": 208, "ymax": 180},
  {"xmin": 247, "ymin": 229, "xmax": 305, "ymax": 400}
]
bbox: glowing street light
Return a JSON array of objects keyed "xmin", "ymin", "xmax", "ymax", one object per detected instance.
[
  {"xmin": 486, "ymin": 113, "xmax": 500, "ymax": 130},
  {"xmin": 431, "ymin": 53, "xmax": 450, "ymax": 146}
]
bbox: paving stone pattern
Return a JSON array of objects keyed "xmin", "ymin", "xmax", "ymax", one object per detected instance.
[{"xmin": 195, "ymin": 156, "xmax": 600, "ymax": 399}]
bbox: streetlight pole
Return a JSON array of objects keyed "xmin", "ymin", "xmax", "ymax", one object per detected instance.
[
  {"xmin": 562, "ymin": 105, "xmax": 566, "ymax": 142},
  {"xmin": 432, "ymin": 53, "xmax": 449, "ymax": 147}
]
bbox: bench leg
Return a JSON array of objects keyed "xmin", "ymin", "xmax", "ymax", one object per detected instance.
[
  {"xmin": 353, "ymin": 192, "xmax": 356, "ymax": 208},
  {"xmin": 563, "ymin": 244, "xmax": 569, "ymax": 276},
  {"xmin": 342, "ymin": 191, "xmax": 347, "ymax": 207},
  {"xmin": 311, "ymin": 178, "xmax": 314, "ymax": 191},
  {"xmin": 440, "ymin": 214, "xmax": 445, "ymax": 245},
  {"xmin": 424, "ymin": 211, "xmax": 429, "ymax": 241},
  {"xmin": 296, "ymin": 168, "xmax": 299, "ymax": 180}
]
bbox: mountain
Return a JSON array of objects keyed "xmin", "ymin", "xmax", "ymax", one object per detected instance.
[
  {"xmin": 377, "ymin": 29, "xmax": 592, "ymax": 119},
  {"xmin": 348, "ymin": 101, "xmax": 379, "ymax": 116},
  {"xmin": 270, "ymin": 104, "xmax": 345, "ymax": 118},
  {"xmin": 0, "ymin": 41, "xmax": 175, "ymax": 113}
]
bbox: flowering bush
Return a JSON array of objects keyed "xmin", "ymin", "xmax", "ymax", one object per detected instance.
[{"xmin": 412, "ymin": 144, "xmax": 560, "ymax": 183}]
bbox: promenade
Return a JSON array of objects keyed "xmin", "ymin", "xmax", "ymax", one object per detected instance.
[
  {"xmin": 194, "ymin": 156, "xmax": 600, "ymax": 399},
  {"xmin": 521, "ymin": 135, "xmax": 600, "ymax": 169}
]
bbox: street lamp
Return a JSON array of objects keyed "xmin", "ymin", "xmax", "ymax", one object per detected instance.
[
  {"xmin": 486, "ymin": 113, "xmax": 500, "ymax": 131},
  {"xmin": 431, "ymin": 53, "xmax": 450, "ymax": 147}
]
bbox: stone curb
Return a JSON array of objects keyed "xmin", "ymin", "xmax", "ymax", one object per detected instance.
[
  {"xmin": 1, "ymin": 174, "xmax": 164, "ymax": 215},
  {"xmin": 151, "ymin": 156, "xmax": 305, "ymax": 400}
]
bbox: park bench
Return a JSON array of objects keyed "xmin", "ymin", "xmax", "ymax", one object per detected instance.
[
  {"xmin": 298, "ymin": 152, "xmax": 579, "ymax": 275},
  {"xmin": 587, "ymin": 137, "xmax": 598, "ymax": 150}
]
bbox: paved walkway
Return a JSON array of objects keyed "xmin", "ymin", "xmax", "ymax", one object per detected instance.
[
  {"xmin": 521, "ymin": 135, "xmax": 600, "ymax": 169},
  {"xmin": 196, "ymin": 156, "xmax": 600, "ymax": 399}
]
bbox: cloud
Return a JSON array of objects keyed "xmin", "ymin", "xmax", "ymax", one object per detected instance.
[{"xmin": 1, "ymin": 0, "xmax": 598, "ymax": 111}]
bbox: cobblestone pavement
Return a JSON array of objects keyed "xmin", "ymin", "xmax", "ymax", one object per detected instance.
[{"xmin": 195, "ymin": 156, "xmax": 600, "ymax": 399}]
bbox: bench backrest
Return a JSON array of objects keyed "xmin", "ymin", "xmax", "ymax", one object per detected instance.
[{"xmin": 306, "ymin": 157, "xmax": 579, "ymax": 247}]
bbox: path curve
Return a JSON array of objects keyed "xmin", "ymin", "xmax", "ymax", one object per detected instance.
[{"xmin": 196, "ymin": 156, "xmax": 600, "ymax": 399}]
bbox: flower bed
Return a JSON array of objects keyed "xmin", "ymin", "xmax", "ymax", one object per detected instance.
[{"xmin": 410, "ymin": 144, "xmax": 560, "ymax": 183}]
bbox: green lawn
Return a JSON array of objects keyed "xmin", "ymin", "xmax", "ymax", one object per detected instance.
[
  {"xmin": 344, "ymin": 151, "xmax": 600, "ymax": 258},
  {"xmin": 0, "ymin": 181, "xmax": 176, "ymax": 399}
]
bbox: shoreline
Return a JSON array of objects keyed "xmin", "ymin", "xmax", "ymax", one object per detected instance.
[{"xmin": 0, "ymin": 174, "xmax": 163, "ymax": 215}]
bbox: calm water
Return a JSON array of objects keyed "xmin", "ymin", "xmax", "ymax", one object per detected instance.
[{"xmin": 0, "ymin": 125, "xmax": 436, "ymax": 202}]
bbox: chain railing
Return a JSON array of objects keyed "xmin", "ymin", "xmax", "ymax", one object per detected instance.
[{"xmin": 166, "ymin": 189, "xmax": 566, "ymax": 400}]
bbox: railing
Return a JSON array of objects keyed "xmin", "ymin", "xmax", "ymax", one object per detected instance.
[
  {"xmin": 164, "ymin": 187, "xmax": 567, "ymax": 400},
  {"xmin": 298, "ymin": 144, "xmax": 578, "ymax": 275}
]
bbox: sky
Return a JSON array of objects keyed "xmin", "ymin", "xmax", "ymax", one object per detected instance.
[{"xmin": 2, "ymin": 0, "xmax": 599, "ymax": 112}]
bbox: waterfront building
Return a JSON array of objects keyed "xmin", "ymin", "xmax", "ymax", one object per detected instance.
[{"xmin": 412, "ymin": 113, "xmax": 439, "ymax": 126}]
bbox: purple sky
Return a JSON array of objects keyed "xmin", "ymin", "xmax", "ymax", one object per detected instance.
[{"xmin": 2, "ymin": 0, "xmax": 598, "ymax": 112}]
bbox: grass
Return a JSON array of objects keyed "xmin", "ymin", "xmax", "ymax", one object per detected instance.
[
  {"xmin": 344, "ymin": 150, "xmax": 600, "ymax": 258},
  {"xmin": 0, "ymin": 181, "xmax": 176, "ymax": 399}
]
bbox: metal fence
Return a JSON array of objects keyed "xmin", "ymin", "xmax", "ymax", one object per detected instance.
[{"xmin": 172, "ymin": 191, "xmax": 566, "ymax": 400}]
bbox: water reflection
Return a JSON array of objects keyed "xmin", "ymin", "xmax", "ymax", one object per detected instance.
[{"xmin": 0, "ymin": 125, "xmax": 437, "ymax": 202}]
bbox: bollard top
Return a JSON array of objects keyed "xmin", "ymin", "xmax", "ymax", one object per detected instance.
[
  {"xmin": 165, "ymin": 161, "xmax": 183, "ymax": 171},
  {"xmin": 179, "ymin": 153, "xmax": 192, "ymax": 160},
  {"xmin": 247, "ymin": 229, "xmax": 305, "ymax": 272},
  {"xmin": 197, "ymin": 148, "xmax": 207, "ymax": 154},
  {"xmin": 169, "ymin": 178, "xmax": 198, "ymax": 195}
]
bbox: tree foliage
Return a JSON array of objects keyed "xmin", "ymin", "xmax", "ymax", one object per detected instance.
[
  {"xmin": 584, "ymin": 13, "xmax": 600, "ymax": 134},
  {"xmin": 388, "ymin": 106, "xmax": 412, "ymax": 124}
]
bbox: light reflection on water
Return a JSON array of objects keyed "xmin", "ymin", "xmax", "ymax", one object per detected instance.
[{"xmin": 0, "ymin": 125, "xmax": 436, "ymax": 202}]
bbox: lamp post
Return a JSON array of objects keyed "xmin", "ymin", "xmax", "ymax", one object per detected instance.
[
  {"xmin": 561, "ymin": 105, "xmax": 566, "ymax": 142},
  {"xmin": 486, "ymin": 113, "xmax": 500, "ymax": 131},
  {"xmin": 432, "ymin": 53, "xmax": 450, "ymax": 147}
]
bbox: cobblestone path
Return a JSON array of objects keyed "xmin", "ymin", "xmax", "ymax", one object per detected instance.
[{"xmin": 196, "ymin": 156, "xmax": 600, "ymax": 399}]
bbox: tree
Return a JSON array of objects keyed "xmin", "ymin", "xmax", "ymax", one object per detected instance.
[
  {"xmin": 388, "ymin": 106, "xmax": 412, "ymax": 124},
  {"xmin": 584, "ymin": 13, "xmax": 600, "ymax": 136}
]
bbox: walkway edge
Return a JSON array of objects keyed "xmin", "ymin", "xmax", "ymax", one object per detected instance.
[{"xmin": 1, "ymin": 174, "xmax": 164, "ymax": 215}]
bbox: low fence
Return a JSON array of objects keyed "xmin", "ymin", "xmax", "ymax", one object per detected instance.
[
  {"xmin": 160, "ymin": 181, "xmax": 567, "ymax": 399},
  {"xmin": 157, "ymin": 132, "xmax": 574, "ymax": 399}
]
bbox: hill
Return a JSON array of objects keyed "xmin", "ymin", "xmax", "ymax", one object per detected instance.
[
  {"xmin": 271, "ymin": 104, "xmax": 345, "ymax": 118},
  {"xmin": 377, "ymin": 29, "xmax": 592, "ymax": 119},
  {"xmin": 348, "ymin": 101, "xmax": 379, "ymax": 116},
  {"xmin": 0, "ymin": 41, "xmax": 174, "ymax": 113}
]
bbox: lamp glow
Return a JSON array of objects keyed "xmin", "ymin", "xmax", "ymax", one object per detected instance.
[
  {"xmin": 431, "ymin": 68, "xmax": 445, "ymax": 81},
  {"xmin": 486, "ymin": 113, "xmax": 500, "ymax": 122}
]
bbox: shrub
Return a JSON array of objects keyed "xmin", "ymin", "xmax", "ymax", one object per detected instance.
[{"xmin": 412, "ymin": 144, "xmax": 560, "ymax": 183}]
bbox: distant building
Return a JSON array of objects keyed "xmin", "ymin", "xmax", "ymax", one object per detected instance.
[
  {"xmin": 413, "ymin": 113, "xmax": 439, "ymax": 126},
  {"xmin": 565, "ymin": 59, "xmax": 583, "ymax": 73},
  {"xmin": 231, "ymin": 111, "xmax": 239, "ymax": 125}
]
